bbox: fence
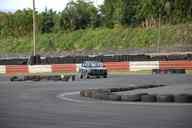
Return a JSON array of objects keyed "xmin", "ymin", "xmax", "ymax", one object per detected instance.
[{"xmin": 0, "ymin": 54, "xmax": 192, "ymax": 65}]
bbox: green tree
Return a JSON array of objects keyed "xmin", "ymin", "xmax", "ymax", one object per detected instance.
[
  {"xmin": 101, "ymin": 0, "xmax": 123, "ymax": 27},
  {"xmin": 0, "ymin": 9, "xmax": 33, "ymax": 37},
  {"xmin": 121, "ymin": 0, "xmax": 139, "ymax": 26},
  {"xmin": 60, "ymin": 0, "xmax": 97, "ymax": 31},
  {"xmin": 40, "ymin": 9, "xmax": 55, "ymax": 33},
  {"xmin": 172, "ymin": 0, "xmax": 192, "ymax": 23}
]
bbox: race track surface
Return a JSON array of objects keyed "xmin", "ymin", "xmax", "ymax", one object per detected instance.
[{"xmin": 0, "ymin": 75, "xmax": 192, "ymax": 128}]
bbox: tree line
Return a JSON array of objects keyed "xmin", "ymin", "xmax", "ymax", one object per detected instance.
[{"xmin": 0, "ymin": 0, "xmax": 191, "ymax": 37}]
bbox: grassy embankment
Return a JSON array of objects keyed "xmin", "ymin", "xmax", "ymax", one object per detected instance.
[{"xmin": 0, "ymin": 23, "xmax": 191, "ymax": 54}]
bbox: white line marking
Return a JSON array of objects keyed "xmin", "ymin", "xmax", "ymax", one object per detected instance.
[{"xmin": 57, "ymin": 91, "xmax": 192, "ymax": 106}]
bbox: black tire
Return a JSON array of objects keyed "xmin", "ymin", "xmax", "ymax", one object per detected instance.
[
  {"xmin": 147, "ymin": 85, "xmax": 157, "ymax": 88},
  {"xmin": 32, "ymin": 76, "xmax": 41, "ymax": 81},
  {"xmin": 80, "ymin": 74, "xmax": 83, "ymax": 79},
  {"xmin": 64, "ymin": 76, "xmax": 70, "ymax": 81},
  {"xmin": 89, "ymin": 89, "xmax": 97, "ymax": 98},
  {"xmin": 94, "ymin": 93, "xmax": 105, "ymax": 100},
  {"xmin": 141, "ymin": 94, "xmax": 156, "ymax": 102},
  {"xmin": 139, "ymin": 85, "xmax": 157, "ymax": 89},
  {"xmin": 108, "ymin": 94, "xmax": 121, "ymax": 101},
  {"xmin": 121, "ymin": 93, "xmax": 147, "ymax": 102},
  {"xmin": 174, "ymin": 94, "xmax": 192, "ymax": 103},
  {"xmin": 156, "ymin": 94, "xmax": 174, "ymax": 102},
  {"xmin": 93, "ymin": 89, "xmax": 111, "ymax": 99},
  {"xmin": 96, "ymin": 76, "xmax": 100, "ymax": 78},
  {"xmin": 10, "ymin": 76, "xmax": 18, "ymax": 81},
  {"xmin": 152, "ymin": 69, "xmax": 158, "ymax": 75},
  {"xmin": 110, "ymin": 88, "xmax": 121, "ymax": 92},
  {"xmin": 124, "ymin": 87, "xmax": 135, "ymax": 91},
  {"xmin": 24, "ymin": 76, "xmax": 29, "ymax": 81},
  {"xmin": 168, "ymin": 69, "xmax": 186, "ymax": 74},
  {"xmin": 72, "ymin": 75, "xmax": 76, "ymax": 81},
  {"xmin": 102, "ymin": 94, "xmax": 110, "ymax": 100},
  {"xmin": 103, "ymin": 75, "xmax": 107, "ymax": 78},
  {"xmin": 96, "ymin": 89, "xmax": 111, "ymax": 94},
  {"xmin": 83, "ymin": 90, "xmax": 92, "ymax": 97},
  {"xmin": 131, "ymin": 86, "xmax": 141, "ymax": 90},
  {"xmin": 138, "ymin": 85, "xmax": 150, "ymax": 89},
  {"xmin": 120, "ymin": 88, "xmax": 129, "ymax": 92},
  {"xmin": 121, "ymin": 95, "xmax": 138, "ymax": 101},
  {"xmin": 34, "ymin": 78, "xmax": 41, "ymax": 81},
  {"xmin": 80, "ymin": 90, "xmax": 85, "ymax": 97}
]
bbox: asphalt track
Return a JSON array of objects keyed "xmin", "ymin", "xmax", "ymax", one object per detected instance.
[{"xmin": 0, "ymin": 75, "xmax": 192, "ymax": 128}]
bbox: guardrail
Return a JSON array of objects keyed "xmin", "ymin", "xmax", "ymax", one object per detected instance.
[{"xmin": 1, "ymin": 60, "xmax": 192, "ymax": 75}]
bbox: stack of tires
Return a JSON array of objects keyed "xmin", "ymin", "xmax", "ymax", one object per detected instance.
[{"xmin": 80, "ymin": 85, "xmax": 192, "ymax": 103}]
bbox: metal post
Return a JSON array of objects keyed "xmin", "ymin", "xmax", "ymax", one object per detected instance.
[
  {"xmin": 33, "ymin": 0, "xmax": 36, "ymax": 56},
  {"xmin": 157, "ymin": 9, "xmax": 161, "ymax": 54}
]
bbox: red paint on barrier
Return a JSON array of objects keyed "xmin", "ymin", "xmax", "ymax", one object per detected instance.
[
  {"xmin": 6, "ymin": 65, "xmax": 29, "ymax": 75},
  {"xmin": 52, "ymin": 64, "xmax": 76, "ymax": 73},
  {"xmin": 3, "ymin": 60, "xmax": 192, "ymax": 75},
  {"xmin": 104, "ymin": 62, "xmax": 129, "ymax": 71},
  {"xmin": 160, "ymin": 61, "xmax": 192, "ymax": 69}
]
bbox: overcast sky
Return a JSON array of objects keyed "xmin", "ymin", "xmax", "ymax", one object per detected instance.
[{"xmin": 0, "ymin": 0, "xmax": 104, "ymax": 12}]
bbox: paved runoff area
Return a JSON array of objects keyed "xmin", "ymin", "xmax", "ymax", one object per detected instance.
[{"xmin": 0, "ymin": 74, "xmax": 192, "ymax": 128}]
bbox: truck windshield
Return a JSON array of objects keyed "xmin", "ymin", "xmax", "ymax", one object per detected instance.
[{"xmin": 82, "ymin": 62, "xmax": 103, "ymax": 67}]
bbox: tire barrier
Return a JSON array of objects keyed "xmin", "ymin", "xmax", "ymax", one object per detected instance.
[
  {"xmin": 129, "ymin": 61, "xmax": 159, "ymax": 71},
  {"xmin": 80, "ymin": 85, "xmax": 192, "ymax": 103},
  {"xmin": 94, "ymin": 93, "xmax": 108, "ymax": 100},
  {"xmin": 80, "ymin": 89, "xmax": 111, "ymax": 98},
  {"xmin": 0, "ymin": 65, "xmax": 6, "ymax": 74},
  {"xmin": 150, "ymin": 55, "xmax": 168, "ymax": 61},
  {"xmin": 0, "ymin": 58, "xmax": 27, "ymax": 65},
  {"xmin": 152, "ymin": 69, "xmax": 186, "ymax": 74},
  {"xmin": 167, "ymin": 69, "xmax": 186, "ymax": 74},
  {"xmin": 156, "ymin": 94, "xmax": 174, "ymax": 102},
  {"xmin": 159, "ymin": 61, "xmax": 192, "ymax": 70},
  {"xmin": 0, "ymin": 60, "xmax": 191, "ymax": 75},
  {"xmin": 121, "ymin": 93, "xmax": 147, "ymax": 101},
  {"xmin": 104, "ymin": 62, "xmax": 129, "ymax": 71},
  {"xmin": 28, "ymin": 65, "xmax": 52, "ymax": 74},
  {"xmin": 10, "ymin": 75, "xmax": 76, "ymax": 82},
  {"xmin": 52, "ymin": 64, "xmax": 76, "ymax": 73},
  {"xmin": 75, "ymin": 64, "xmax": 81, "ymax": 72},
  {"xmin": 141, "ymin": 94, "xmax": 157, "ymax": 102},
  {"xmin": 166, "ymin": 54, "xmax": 188, "ymax": 61},
  {"xmin": 174, "ymin": 94, "xmax": 192, "ymax": 103},
  {"xmin": 6, "ymin": 65, "xmax": 28, "ymax": 75},
  {"xmin": 108, "ymin": 94, "xmax": 121, "ymax": 101}
]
